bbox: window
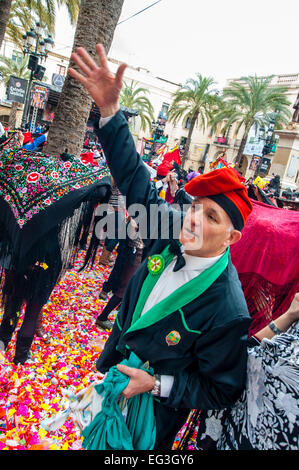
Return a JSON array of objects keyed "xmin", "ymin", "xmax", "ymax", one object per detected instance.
[
  {"xmin": 12, "ymin": 50, "xmax": 22, "ymax": 65},
  {"xmin": 159, "ymin": 102, "xmax": 169, "ymax": 120},
  {"xmin": 161, "ymin": 102, "xmax": 169, "ymax": 115},
  {"xmin": 57, "ymin": 64, "xmax": 66, "ymax": 77},
  {"xmin": 286, "ymin": 155, "xmax": 299, "ymax": 179},
  {"xmin": 0, "ymin": 114, "xmax": 9, "ymax": 125},
  {"xmin": 184, "ymin": 117, "xmax": 191, "ymax": 129}
]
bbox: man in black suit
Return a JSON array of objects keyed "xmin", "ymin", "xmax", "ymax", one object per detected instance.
[{"xmin": 69, "ymin": 44, "xmax": 253, "ymax": 449}]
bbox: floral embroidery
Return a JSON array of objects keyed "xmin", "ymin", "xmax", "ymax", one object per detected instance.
[
  {"xmin": 27, "ymin": 172, "xmax": 40, "ymax": 183},
  {"xmin": 196, "ymin": 323, "xmax": 299, "ymax": 450},
  {"xmin": 0, "ymin": 147, "xmax": 110, "ymax": 229}
]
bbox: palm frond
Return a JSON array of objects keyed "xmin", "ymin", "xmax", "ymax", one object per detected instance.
[
  {"xmin": 168, "ymin": 73, "xmax": 218, "ymax": 132},
  {"xmin": 0, "ymin": 55, "xmax": 30, "ymax": 85},
  {"xmin": 214, "ymin": 74, "xmax": 291, "ymax": 141},
  {"xmin": 120, "ymin": 79, "xmax": 154, "ymax": 132},
  {"xmin": 6, "ymin": 0, "xmax": 80, "ymax": 49}
]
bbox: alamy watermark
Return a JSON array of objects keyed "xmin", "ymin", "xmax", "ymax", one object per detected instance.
[{"xmin": 94, "ymin": 198, "xmax": 204, "ymax": 251}]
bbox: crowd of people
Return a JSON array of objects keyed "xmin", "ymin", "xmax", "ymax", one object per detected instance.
[{"xmin": 0, "ymin": 42, "xmax": 298, "ymax": 451}]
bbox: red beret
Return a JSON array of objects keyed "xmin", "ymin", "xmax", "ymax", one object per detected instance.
[
  {"xmin": 157, "ymin": 161, "xmax": 173, "ymax": 176},
  {"xmin": 185, "ymin": 167, "xmax": 253, "ymax": 230}
]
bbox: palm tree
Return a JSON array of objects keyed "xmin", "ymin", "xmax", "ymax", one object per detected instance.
[
  {"xmin": 212, "ymin": 76, "xmax": 292, "ymax": 166},
  {"xmin": 46, "ymin": 0, "xmax": 125, "ymax": 156},
  {"xmin": 0, "ymin": 0, "xmax": 80, "ymax": 50},
  {"xmin": 0, "ymin": 55, "xmax": 30, "ymax": 127},
  {"xmin": 5, "ymin": 0, "xmax": 55, "ymax": 49},
  {"xmin": 168, "ymin": 73, "xmax": 219, "ymax": 167},
  {"xmin": 120, "ymin": 80, "xmax": 154, "ymax": 133},
  {"xmin": 0, "ymin": 0, "xmax": 12, "ymax": 50},
  {"xmin": 209, "ymin": 101, "xmax": 237, "ymax": 140}
]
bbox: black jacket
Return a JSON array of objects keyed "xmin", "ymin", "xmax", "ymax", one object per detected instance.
[{"xmin": 94, "ymin": 111, "xmax": 251, "ymax": 411}]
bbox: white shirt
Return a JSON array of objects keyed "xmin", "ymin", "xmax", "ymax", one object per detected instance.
[
  {"xmin": 141, "ymin": 248, "xmax": 222, "ymax": 396},
  {"xmin": 99, "ymin": 115, "xmax": 114, "ymax": 128},
  {"xmin": 0, "ymin": 122, "xmax": 4, "ymax": 137},
  {"xmin": 99, "ymin": 114, "xmax": 222, "ymax": 397},
  {"xmin": 141, "ymin": 247, "xmax": 222, "ymax": 316}
]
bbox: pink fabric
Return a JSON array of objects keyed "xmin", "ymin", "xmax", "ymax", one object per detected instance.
[{"xmin": 230, "ymin": 200, "xmax": 299, "ymax": 335}]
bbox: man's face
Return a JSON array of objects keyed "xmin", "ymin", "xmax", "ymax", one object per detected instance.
[{"xmin": 179, "ymin": 197, "xmax": 239, "ymax": 257}]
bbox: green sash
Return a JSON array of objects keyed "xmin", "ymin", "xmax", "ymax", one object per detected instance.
[
  {"xmin": 125, "ymin": 245, "xmax": 230, "ymax": 336},
  {"xmin": 81, "ymin": 352, "xmax": 156, "ymax": 450}
]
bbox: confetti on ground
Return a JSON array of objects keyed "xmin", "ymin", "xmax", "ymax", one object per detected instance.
[{"xmin": 0, "ymin": 247, "xmax": 117, "ymax": 450}]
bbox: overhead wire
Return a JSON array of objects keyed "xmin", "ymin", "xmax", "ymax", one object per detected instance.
[
  {"xmin": 51, "ymin": 1, "xmax": 163, "ymax": 50},
  {"xmin": 117, "ymin": 0, "xmax": 162, "ymax": 26}
]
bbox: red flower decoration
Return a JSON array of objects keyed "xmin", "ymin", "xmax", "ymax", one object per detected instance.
[
  {"xmin": 51, "ymin": 171, "xmax": 59, "ymax": 179},
  {"xmin": 15, "ymin": 164, "xmax": 23, "ymax": 171},
  {"xmin": 45, "ymin": 199, "xmax": 51, "ymax": 205},
  {"xmin": 26, "ymin": 172, "xmax": 40, "ymax": 183},
  {"xmin": 64, "ymin": 161, "xmax": 71, "ymax": 168}
]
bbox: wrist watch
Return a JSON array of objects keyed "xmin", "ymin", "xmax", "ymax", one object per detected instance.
[
  {"xmin": 151, "ymin": 374, "xmax": 161, "ymax": 396},
  {"xmin": 269, "ymin": 321, "xmax": 283, "ymax": 335}
]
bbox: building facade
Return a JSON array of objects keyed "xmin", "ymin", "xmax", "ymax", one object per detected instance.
[
  {"xmin": 0, "ymin": 36, "xmax": 210, "ymax": 167},
  {"xmin": 204, "ymin": 74, "xmax": 299, "ymax": 190},
  {"xmin": 1, "ymin": 36, "xmax": 298, "ymax": 189}
]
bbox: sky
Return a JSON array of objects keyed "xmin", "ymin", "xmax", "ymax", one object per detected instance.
[{"xmin": 54, "ymin": 0, "xmax": 298, "ymax": 90}]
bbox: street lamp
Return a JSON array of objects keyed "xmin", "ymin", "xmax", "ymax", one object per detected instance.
[
  {"xmin": 23, "ymin": 30, "xmax": 36, "ymax": 48},
  {"xmin": 254, "ymin": 112, "xmax": 278, "ymax": 178},
  {"xmin": 21, "ymin": 22, "xmax": 54, "ymax": 128},
  {"xmin": 44, "ymin": 35, "xmax": 54, "ymax": 54}
]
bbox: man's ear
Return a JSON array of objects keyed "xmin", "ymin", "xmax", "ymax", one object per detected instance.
[{"xmin": 227, "ymin": 229, "xmax": 242, "ymax": 247}]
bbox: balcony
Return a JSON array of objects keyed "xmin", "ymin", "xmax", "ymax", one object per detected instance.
[
  {"xmin": 213, "ymin": 137, "xmax": 243, "ymax": 149},
  {"xmin": 214, "ymin": 136, "xmax": 229, "ymax": 146},
  {"xmin": 226, "ymin": 73, "xmax": 299, "ymax": 89},
  {"xmin": 276, "ymin": 74, "xmax": 299, "ymax": 86}
]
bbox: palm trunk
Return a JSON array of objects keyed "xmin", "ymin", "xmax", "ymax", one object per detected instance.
[
  {"xmin": 8, "ymin": 101, "xmax": 18, "ymax": 128},
  {"xmin": 235, "ymin": 131, "xmax": 248, "ymax": 167},
  {"xmin": 0, "ymin": 0, "xmax": 12, "ymax": 50},
  {"xmin": 46, "ymin": 0, "xmax": 124, "ymax": 157},
  {"xmin": 182, "ymin": 112, "xmax": 198, "ymax": 168}
]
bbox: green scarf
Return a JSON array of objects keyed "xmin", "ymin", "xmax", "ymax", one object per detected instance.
[
  {"xmin": 82, "ymin": 352, "xmax": 156, "ymax": 450},
  {"xmin": 125, "ymin": 245, "xmax": 230, "ymax": 335}
]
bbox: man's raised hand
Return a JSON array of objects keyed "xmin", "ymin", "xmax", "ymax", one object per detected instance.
[{"xmin": 68, "ymin": 43, "xmax": 127, "ymax": 117}]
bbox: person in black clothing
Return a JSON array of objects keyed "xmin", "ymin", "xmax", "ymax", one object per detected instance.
[
  {"xmin": 0, "ymin": 226, "xmax": 62, "ymax": 364},
  {"xmin": 96, "ymin": 217, "xmax": 144, "ymax": 330},
  {"xmin": 69, "ymin": 44, "xmax": 254, "ymax": 450},
  {"xmin": 268, "ymin": 174, "xmax": 280, "ymax": 197}
]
